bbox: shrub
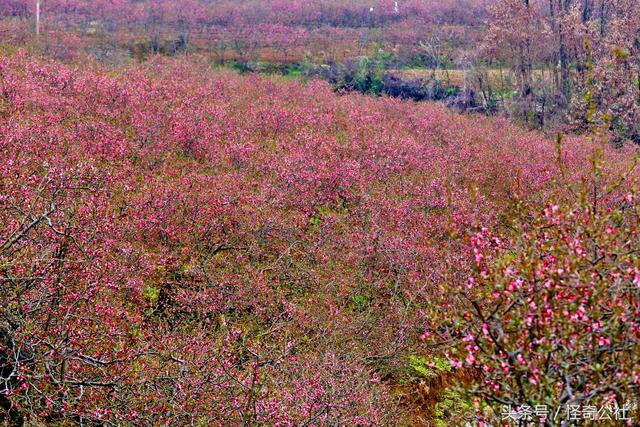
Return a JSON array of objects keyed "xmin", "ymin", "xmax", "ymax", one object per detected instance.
[
  {"xmin": 438, "ymin": 143, "xmax": 640, "ymax": 424},
  {"xmin": 382, "ymin": 73, "xmax": 458, "ymax": 101}
]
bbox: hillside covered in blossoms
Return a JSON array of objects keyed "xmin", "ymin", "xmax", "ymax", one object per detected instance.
[{"xmin": 1, "ymin": 1, "xmax": 639, "ymax": 425}]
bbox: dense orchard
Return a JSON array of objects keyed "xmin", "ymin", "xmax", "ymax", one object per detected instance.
[
  {"xmin": 1, "ymin": 0, "xmax": 493, "ymax": 65},
  {"xmin": 0, "ymin": 51, "xmax": 637, "ymax": 424},
  {"xmin": 3, "ymin": 1, "xmax": 637, "ymax": 139},
  {"xmin": 5, "ymin": 0, "xmax": 494, "ymax": 28}
]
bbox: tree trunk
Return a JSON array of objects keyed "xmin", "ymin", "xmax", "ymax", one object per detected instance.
[
  {"xmin": 36, "ymin": 0, "xmax": 40, "ymax": 42},
  {"xmin": 599, "ymin": 0, "xmax": 607, "ymax": 36},
  {"xmin": 521, "ymin": 0, "xmax": 532, "ymax": 95},
  {"xmin": 559, "ymin": 30, "xmax": 570, "ymax": 98},
  {"xmin": 0, "ymin": 327, "xmax": 25, "ymax": 426},
  {"xmin": 581, "ymin": 0, "xmax": 593, "ymax": 22}
]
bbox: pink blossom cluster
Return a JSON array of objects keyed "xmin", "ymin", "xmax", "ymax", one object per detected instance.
[{"xmin": 440, "ymin": 183, "xmax": 640, "ymax": 422}]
